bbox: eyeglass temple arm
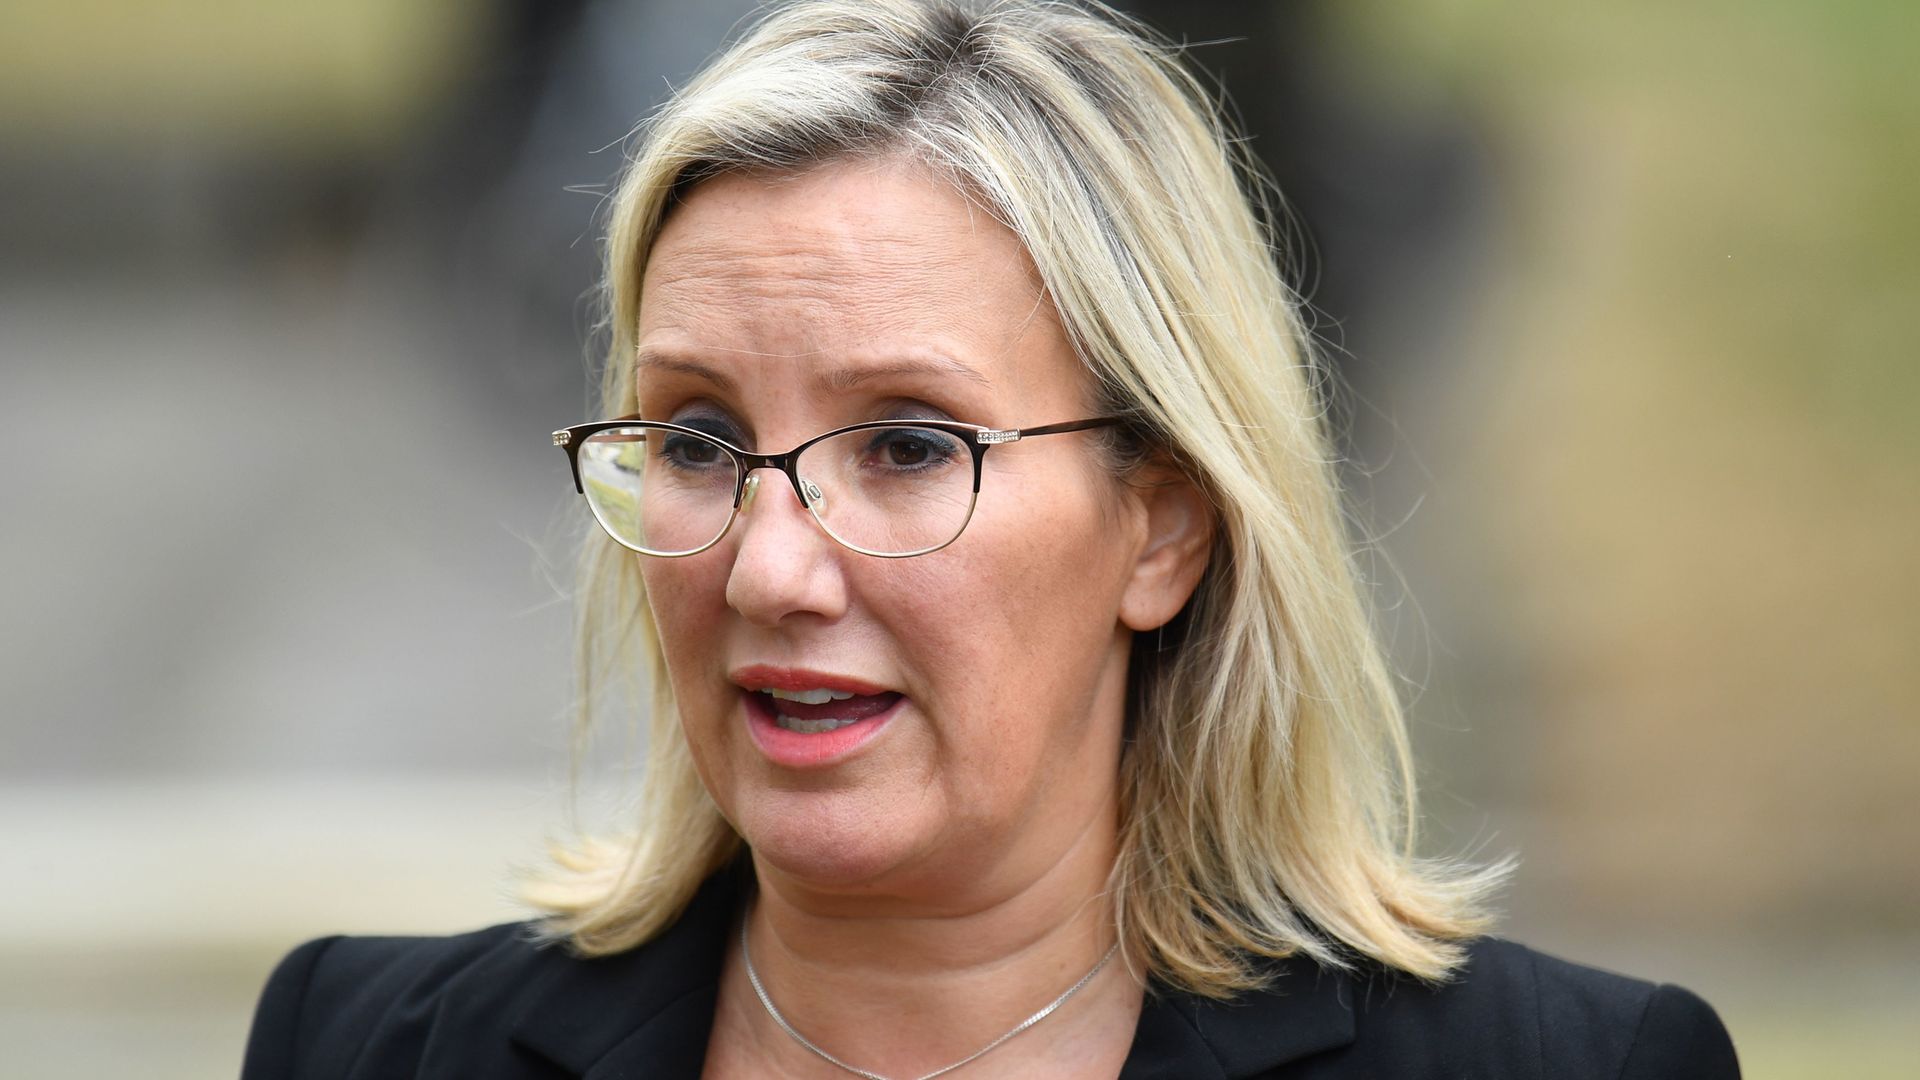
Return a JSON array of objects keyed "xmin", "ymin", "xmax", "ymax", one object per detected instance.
[{"xmin": 978, "ymin": 416, "xmax": 1125, "ymax": 444}]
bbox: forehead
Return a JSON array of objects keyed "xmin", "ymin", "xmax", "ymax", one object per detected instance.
[{"xmin": 636, "ymin": 159, "xmax": 1077, "ymax": 405}]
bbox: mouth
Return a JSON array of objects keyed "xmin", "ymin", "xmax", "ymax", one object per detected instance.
[
  {"xmin": 730, "ymin": 665, "xmax": 904, "ymax": 766},
  {"xmin": 748, "ymin": 687, "xmax": 904, "ymax": 733}
]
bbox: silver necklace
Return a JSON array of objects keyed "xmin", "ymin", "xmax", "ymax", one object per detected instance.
[{"xmin": 739, "ymin": 918, "xmax": 1121, "ymax": 1080}]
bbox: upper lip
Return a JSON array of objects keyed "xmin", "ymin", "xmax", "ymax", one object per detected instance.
[{"xmin": 728, "ymin": 664, "xmax": 894, "ymax": 696}]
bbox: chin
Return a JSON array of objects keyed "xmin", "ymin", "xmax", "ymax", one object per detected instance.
[{"xmin": 736, "ymin": 792, "xmax": 930, "ymax": 892}]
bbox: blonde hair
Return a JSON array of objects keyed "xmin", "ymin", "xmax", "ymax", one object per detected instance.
[{"xmin": 525, "ymin": 0, "xmax": 1505, "ymax": 996}]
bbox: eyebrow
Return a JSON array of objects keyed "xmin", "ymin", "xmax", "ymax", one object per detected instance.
[
  {"xmin": 635, "ymin": 352, "xmax": 740, "ymax": 395},
  {"xmin": 635, "ymin": 349, "xmax": 993, "ymax": 395}
]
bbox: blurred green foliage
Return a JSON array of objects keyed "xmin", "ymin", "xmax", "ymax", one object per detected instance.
[
  {"xmin": 0, "ymin": 0, "xmax": 492, "ymax": 144},
  {"xmin": 1327, "ymin": 0, "xmax": 1919, "ymax": 445}
]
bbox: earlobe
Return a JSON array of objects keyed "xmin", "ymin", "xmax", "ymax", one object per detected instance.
[{"xmin": 1119, "ymin": 472, "xmax": 1214, "ymax": 632}]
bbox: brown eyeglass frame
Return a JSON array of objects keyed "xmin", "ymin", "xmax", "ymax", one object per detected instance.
[{"xmin": 551, "ymin": 415, "xmax": 1124, "ymax": 558}]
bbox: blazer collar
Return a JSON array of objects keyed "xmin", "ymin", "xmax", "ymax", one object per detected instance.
[{"xmin": 510, "ymin": 864, "xmax": 1358, "ymax": 1079}]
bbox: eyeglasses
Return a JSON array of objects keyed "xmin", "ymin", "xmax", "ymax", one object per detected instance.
[{"xmin": 552, "ymin": 416, "xmax": 1123, "ymax": 558}]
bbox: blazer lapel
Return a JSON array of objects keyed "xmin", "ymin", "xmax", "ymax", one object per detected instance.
[{"xmin": 509, "ymin": 868, "xmax": 744, "ymax": 1078}]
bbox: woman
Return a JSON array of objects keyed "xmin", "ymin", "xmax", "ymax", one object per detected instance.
[{"xmin": 244, "ymin": 2, "xmax": 1738, "ymax": 1077}]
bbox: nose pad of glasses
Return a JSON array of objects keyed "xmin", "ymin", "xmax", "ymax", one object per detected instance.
[
  {"xmin": 739, "ymin": 474, "xmax": 761, "ymax": 514},
  {"xmin": 799, "ymin": 476, "xmax": 825, "ymax": 510}
]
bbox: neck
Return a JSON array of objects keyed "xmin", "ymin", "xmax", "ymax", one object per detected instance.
[{"xmin": 727, "ymin": 806, "xmax": 1139, "ymax": 1078}]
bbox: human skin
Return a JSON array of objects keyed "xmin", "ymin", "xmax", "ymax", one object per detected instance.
[{"xmin": 633, "ymin": 157, "xmax": 1211, "ymax": 1077}]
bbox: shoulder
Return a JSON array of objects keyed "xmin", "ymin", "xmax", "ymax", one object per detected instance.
[
  {"xmin": 242, "ymin": 867, "xmax": 745, "ymax": 1079},
  {"xmin": 1128, "ymin": 938, "xmax": 1738, "ymax": 1079},
  {"xmin": 240, "ymin": 923, "xmax": 567, "ymax": 1080},
  {"xmin": 1337, "ymin": 938, "xmax": 1739, "ymax": 1079}
]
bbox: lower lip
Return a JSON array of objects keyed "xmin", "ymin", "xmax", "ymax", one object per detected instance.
[{"xmin": 743, "ymin": 691, "xmax": 901, "ymax": 768}]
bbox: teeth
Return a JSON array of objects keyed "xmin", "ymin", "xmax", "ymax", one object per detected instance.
[
  {"xmin": 760, "ymin": 687, "xmax": 858, "ymax": 704},
  {"xmin": 774, "ymin": 714, "xmax": 862, "ymax": 734}
]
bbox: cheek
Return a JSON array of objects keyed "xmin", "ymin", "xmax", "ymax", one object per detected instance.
[
  {"xmin": 887, "ymin": 493, "xmax": 1130, "ymax": 758},
  {"xmin": 640, "ymin": 559, "xmax": 730, "ymax": 700}
]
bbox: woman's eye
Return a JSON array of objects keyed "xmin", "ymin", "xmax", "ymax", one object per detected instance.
[
  {"xmin": 660, "ymin": 433, "xmax": 725, "ymax": 467},
  {"xmin": 871, "ymin": 429, "xmax": 959, "ymax": 469},
  {"xmin": 883, "ymin": 437, "xmax": 931, "ymax": 466}
]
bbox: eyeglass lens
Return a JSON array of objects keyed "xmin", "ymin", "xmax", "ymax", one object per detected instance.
[{"xmin": 576, "ymin": 424, "xmax": 978, "ymax": 556}]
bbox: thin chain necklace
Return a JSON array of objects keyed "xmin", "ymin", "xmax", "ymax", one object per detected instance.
[{"xmin": 739, "ymin": 918, "xmax": 1121, "ymax": 1080}]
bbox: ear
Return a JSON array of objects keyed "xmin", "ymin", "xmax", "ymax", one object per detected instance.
[{"xmin": 1119, "ymin": 468, "xmax": 1214, "ymax": 632}]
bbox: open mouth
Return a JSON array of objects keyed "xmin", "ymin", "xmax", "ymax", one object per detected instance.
[
  {"xmin": 729, "ymin": 665, "xmax": 905, "ymax": 766},
  {"xmin": 746, "ymin": 688, "xmax": 903, "ymax": 733}
]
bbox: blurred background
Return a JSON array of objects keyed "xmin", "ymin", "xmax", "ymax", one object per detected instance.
[{"xmin": 1, "ymin": 0, "xmax": 1913, "ymax": 1076}]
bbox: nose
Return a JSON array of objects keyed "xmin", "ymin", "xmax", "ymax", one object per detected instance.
[{"xmin": 723, "ymin": 468, "xmax": 849, "ymax": 628}]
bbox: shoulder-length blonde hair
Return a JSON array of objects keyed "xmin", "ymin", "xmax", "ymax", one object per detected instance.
[{"xmin": 526, "ymin": 0, "xmax": 1504, "ymax": 997}]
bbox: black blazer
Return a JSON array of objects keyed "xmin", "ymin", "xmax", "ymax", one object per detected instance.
[{"xmin": 243, "ymin": 870, "xmax": 1738, "ymax": 1079}]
